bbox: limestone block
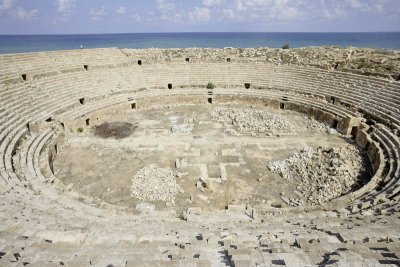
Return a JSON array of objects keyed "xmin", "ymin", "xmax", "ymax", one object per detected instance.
[
  {"xmin": 228, "ymin": 205, "xmax": 246, "ymax": 211},
  {"xmin": 187, "ymin": 207, "xmax": 201, "ymax": 215},
  {"xmin": 339, "ymin": 115, "xmax": 363, "ymax": 136},
  {"xmin": 28, "ymin": 122, "xmax": 40, "ymax": 134}
]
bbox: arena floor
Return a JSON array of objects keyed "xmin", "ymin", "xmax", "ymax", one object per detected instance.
[{"xmin": 53, "ymin": 104, "xmax": 371, "ymax": 213}]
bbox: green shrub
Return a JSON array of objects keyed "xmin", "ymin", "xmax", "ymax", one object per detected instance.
[
  {"xmin": 272, "ymin": 203, "xmax": 282, "ymax": 208},
  {"xmin": 282, "ymin": 44, "xmax": 290, "ymax": 49},
  {"xmin": 77, "ymin": 127, "xmax": 83, "ymax": 133},
  {"xmin": 206, "ymin": 82, "xmax": 215, "ymax": 89}
]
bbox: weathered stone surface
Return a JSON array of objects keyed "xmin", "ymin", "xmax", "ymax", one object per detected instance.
[
  {"xmin": 136, "ymin": 203, "xmax": 156, "ymax": 212},
  {"xmin": 1, "ymin": 47, "xmax": 399, "ymax": 266},
  {"xmin": 131, "ymin": 164, "xmax": 182, "ymax": 202},
  {"xmin": 269, "ymin": 145, "xmax": 366, "ymax": 205},
  {"xmin": 123, "ymin": 46, "xmax": 400, "ymax": 80},
  {"xmin": 211, "ymin": 108, "xmax": 295, "ymax": 135}
]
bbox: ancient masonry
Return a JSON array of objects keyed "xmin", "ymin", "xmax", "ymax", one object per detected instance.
[{"xmin": 0, "ymin": 47, "xmax": 400, "ymax": 266}]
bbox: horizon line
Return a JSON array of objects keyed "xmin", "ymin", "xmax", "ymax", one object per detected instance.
[{"xmin": 1, "ymin": 31, "xmax": 400, "ymax": 36}]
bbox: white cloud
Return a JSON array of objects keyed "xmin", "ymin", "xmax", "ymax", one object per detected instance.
[
  {"xmin": 223, "ymin": 9, "xmax": 236, "ymax": 19},
  {"xmin": 156, "ymin": 0, "xmax": 175, "ymax": 11},
  {"xmin": 346, "ymin": 0, "xmax": 373, "ymax": 12},
  {"xmin": 236, "ymin": 0, "xmax": 246, "ymax": 11},
  {"xmin": 348, "ymin": 0, "xmax": 363, "ymax": 9},
  {"xmin": 0, "ymin": 0, "xmax": 14, "ymax": 11},
  {"xmin": 11, "ymin": 7, "xmax": 38, "ymax": 19},
  {"xmin": 251, "ymin": 13, "xmax": 259, "ymax": 19},
  {"xmin": 188, "ymin": 7, "xmax": 211, "ymax": 22},
  {"xmin": 334, "ymin": 7, "xmax": 347, "ymax": 17},
  {"xmin": 320, "ymin": 0, "xmax": 348, "ymax": 20},
  {"xmin": 323, "ymin": 8, "xmax": 335, "ymax": 19},
  {"xmin": 232, "ymin": 0, "xmax": 304, "ymax": 20},
  {"xmin": 374, "ymin": 3, "xmax": 384, "ymax": 13},
  {"xmin": 156, "ymin": 0, "xmax": 185, "ymax": 23},
  {"xmin": 269, "ymin": 6, "xmax": 302, "ymax": 20},
  {"xmin": 131, "ymin": 12, "xmax": 142, "ymax": 22},
  {"xmin": 172, "ymin": 13, "xmax": 184, "ymax": 23},
  {"xmin": 55, "ymin": 0, "xmax": 76, "ymax": 14},
  {"xmin": 0, "ymin": 0, "xmax": 16, "ymax": 11},
  {"xmin": 91, "ymin": 5, "xmax": 106, "ymax": 21},
  {"xmin": 116, "ymin": 6, "xmax": 126, "ymax": 14},
  {"xmin": 203, "ymin": 0, "xmax": 224, "ymax": 7}
]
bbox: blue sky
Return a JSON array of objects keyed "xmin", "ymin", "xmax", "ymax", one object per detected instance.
[{"xmin": 0, "ymin": 0, "xmax": 399, "ymax": 34}]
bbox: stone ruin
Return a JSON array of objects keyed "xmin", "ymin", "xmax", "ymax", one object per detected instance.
[
  {"xmin": 268, "ymin": 145, "xmax": 366, "ymax": 206},
  {"xmin": 211, "ymin": 107, "xmax": 295, "ymax": 135},
  {"xmin": 130, "ymin": 164, "xmax": 183, "ymax": 202},
  {"xmin": 0, "ymin": 47, "xmax": 399, "ymax": 266}
]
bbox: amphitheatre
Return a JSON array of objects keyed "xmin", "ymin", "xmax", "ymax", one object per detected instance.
[{"xmin": 0, "ymin": 46, "xmax": 399, "ymax": 266}]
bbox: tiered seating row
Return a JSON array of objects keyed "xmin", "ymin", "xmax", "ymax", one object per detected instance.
[
  {"xmin": 1, "ymin": 55, "xmax": 400, "ymax": 266},
  {"xmin": 0, "ymin": 48, "xmax": 130, "ymax": 81}
]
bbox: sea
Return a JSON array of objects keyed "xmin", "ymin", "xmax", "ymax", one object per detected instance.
[{"xmin": 0, "ymin": 32, "xmax": 399, "ymax": 54}]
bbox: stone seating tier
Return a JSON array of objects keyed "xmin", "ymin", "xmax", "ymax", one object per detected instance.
[{"xmin": 0, "ymin": 48, "xmax": 399, "ymax": 266}]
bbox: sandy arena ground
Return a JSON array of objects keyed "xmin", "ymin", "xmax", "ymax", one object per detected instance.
[{"xmin": 53, "ymin": 104, "xmax": 371, "ymax": 214}]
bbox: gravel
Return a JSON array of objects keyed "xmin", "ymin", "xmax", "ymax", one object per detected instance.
[
  {"xmin": 210, "ymin": 108, "xmax": 295, "ymax": 134},
  {"xmin": 268, "ymin": 146, "xmax": 365, "ymax": 206},
  {"xmin": 130, "ymin": 164, "xmax": 182, "ymax": 202},
  {"xmin": 303, "ymin": 119, "xmax": 330, "ymax": 133}
]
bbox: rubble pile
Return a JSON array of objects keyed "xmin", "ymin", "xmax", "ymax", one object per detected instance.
[
  {"xmin": 130, "ymin": 164, "xmax": 182, "ymax": 202},
  {"xmin": 210, "ymin": 108, "xmax": 295, "ymax": 134},
  {"xmin": 303, "ymin": 119, "xmax": 329, "ymax": 133},
  {"xmin": 302, "ymin": 118, "xmax": 339, "ymax": 135},
  {"xmin": 268, "ymin": 146, "xmax": 364, "ymax": 206}
]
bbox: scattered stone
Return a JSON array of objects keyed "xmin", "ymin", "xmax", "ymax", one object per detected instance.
[
  {"xmin": 268, "ymin": 146, "xmax": 365, "ymax": 205},
  {"xmin": 66, "ymin": 183, "xmax": 73, "ymax": 191},
  {"xmin": 227, "ymin": 204, "xmax": 246, "ymax": 211},
  {"xmin": 130, "ymin": 164, "xmax": 182, "ymax": 202},
  {"xmin": 187, "ymin": 207, "xmax": 201, "ymax": 215},
  {"xmin": 304, "ymin": 118, "xmax": 329, "ymax": 133},
  {"xmin": 196, "ymin": 181, "xmax": 203, "ymax": 188},
  {"xmin": 210, "ymin": 108, "xmax": 295, "ymax": 135},
  {"xmin": 198, "ymin": 195, "xmax": 208, "ymax": 202},
  {"xmin": 327, "ymin": 128, "xmax": 338, "ymax": 135},
  {"xmin": 171, "ymin": 124, "xmax": 193, "ymax": 134},
  {"xmin": 281, "ymin": 196, "xmax": 291, "ymax": 206}
]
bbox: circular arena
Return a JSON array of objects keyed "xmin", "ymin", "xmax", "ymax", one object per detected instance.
[{"xmin": 0, "ymin": 47, "xmax": 399, "ymax": 266}]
